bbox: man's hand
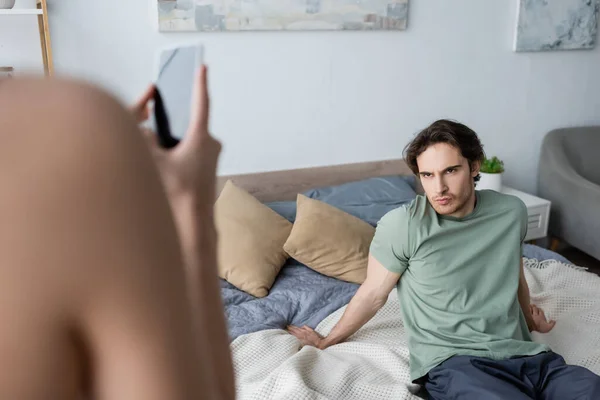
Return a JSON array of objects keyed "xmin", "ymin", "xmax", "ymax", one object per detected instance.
[
  {"xmin": 130, "ymin": 65, "xmax": 221, "ymax": 208},
  {"xmin": 287, "ymin": 325, "xmax": 325, "ymax": 349},
  {"xmin": 529, "ymin": 304, "xmax": 556, "ymax": 333},
  {"xmin": 285, "ymin": 256, "xmax": 400, "ymax": 353}
]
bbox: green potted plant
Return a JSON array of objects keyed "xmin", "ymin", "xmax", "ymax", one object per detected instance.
[{"xmin": 478, "ymin": 156, "xmax": 504, "ymax": 192}]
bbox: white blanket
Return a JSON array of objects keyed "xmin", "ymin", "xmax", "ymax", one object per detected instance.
[{"xmin": 231, "ymin": 258, "xmax": 600, "ymax": 399}]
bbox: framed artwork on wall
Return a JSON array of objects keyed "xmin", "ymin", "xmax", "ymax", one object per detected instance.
[
  {"xmin": 157, "ymin": 0, "xmax": 409, "ymax": 32},
  {"xmin": 514, "ymin": 0, "xmax": 599, "ymax": 52}
]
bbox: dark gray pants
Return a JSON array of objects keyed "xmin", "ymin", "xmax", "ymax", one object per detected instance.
[{"xmin": 424, "ymin": 351, "xmax": 600, "ymax": 400}]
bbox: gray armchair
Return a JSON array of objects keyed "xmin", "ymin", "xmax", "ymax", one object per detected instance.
[{"xmin": 538, "ymin": 127, "xmax": 600, "ymax": 261}]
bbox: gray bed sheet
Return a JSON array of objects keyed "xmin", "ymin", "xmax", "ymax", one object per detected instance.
[{"xmin": 222, "ymin": 243, "xmax": 571, "ymax": 341}]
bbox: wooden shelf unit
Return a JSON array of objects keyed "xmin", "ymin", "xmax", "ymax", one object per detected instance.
[{"xmin": 0, "ymin": 0, "xmax": 53, "ymax": 76}]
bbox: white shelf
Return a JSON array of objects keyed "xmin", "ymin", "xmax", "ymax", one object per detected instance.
[{"xmin": 0, "ymin": 9, "xmax": 43, "ymax": 15}]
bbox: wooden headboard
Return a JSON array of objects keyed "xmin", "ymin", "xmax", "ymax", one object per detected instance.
[{"xmin": 216, "ymin": 158, "xmax": 417, "ymax": 203}]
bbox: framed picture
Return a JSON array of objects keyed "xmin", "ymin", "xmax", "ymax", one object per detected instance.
[
  {"xmin": 157, "ymin": 0, "xmax": 409, "ymax": 32},
  {"xmin": 514, "ymin": 0, "xmax": 599, "ymax": 52}
]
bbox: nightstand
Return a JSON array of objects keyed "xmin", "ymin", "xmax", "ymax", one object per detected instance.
[{"xmin": 500, "ymin": 187, "xmax": 551, "ymax": 241}]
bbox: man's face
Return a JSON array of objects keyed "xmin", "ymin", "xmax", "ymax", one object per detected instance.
[{"xmin": 416, "ymin": 142, "xmax": 480, "ymax": 218}]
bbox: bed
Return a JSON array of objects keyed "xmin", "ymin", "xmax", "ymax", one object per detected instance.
[{"xmin": 215, "ymin": 159, "xmax": 600, "ymax": 399}]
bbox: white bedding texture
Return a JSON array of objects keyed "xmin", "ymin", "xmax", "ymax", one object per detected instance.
[{"xmin": 231, "ymin": 258, "xmax": 600, "ymax": 399}]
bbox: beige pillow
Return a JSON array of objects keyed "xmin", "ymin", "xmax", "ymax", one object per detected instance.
[
  {"xmin": 214, "ymin": 180, "xmax": 292, "ymax": 298},
  {"xmin": 283, "ymin": 194, "xmax": 375, "ymax": 284}
]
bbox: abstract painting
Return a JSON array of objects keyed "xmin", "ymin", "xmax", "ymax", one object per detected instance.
[
  {"xmin": 514, "ymin": 0, "xmax": 599, "ymax": 52},
  {"xmin": 157, "ymin": 0, "xmax": 409, "ymax": 32}
]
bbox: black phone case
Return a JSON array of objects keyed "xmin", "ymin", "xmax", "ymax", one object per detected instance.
[{"xmin": 153, "ymin": 88, "xmax": 180, "ymax": 149}]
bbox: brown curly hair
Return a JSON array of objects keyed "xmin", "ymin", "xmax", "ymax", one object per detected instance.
[{"xmin": 403, "ymin": 119, "xmax": 485, "ymax": 183}]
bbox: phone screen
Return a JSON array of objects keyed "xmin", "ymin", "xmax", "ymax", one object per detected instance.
[{"xmin": 152, "ymin": 43, "xmax": 203, "ymax": 142}]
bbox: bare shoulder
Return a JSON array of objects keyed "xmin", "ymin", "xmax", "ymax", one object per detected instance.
[{"xmin": 0, "ymin": 78, "xmax": 202, "ymax": 399}]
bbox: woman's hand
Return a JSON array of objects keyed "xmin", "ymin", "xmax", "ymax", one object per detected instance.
[{"xmin": 130, "ymin": 65, "xmax": 221, "ymax": 208}]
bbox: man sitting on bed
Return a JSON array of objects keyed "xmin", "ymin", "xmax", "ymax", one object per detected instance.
[{"xmin": 287, "ymin": 119, "xmax": 600, "ymax": 399}]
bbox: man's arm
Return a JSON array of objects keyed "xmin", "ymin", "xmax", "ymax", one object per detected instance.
[
  {"xmin": 320, "ymin": 255, "xmax": 401, "ymax": 348},
  {"xmin": 518, "ymin": 258, "xmax": 556, "ymax": 333},
  {"xmin": 518, "ymin": 258, "xmax": 536, "ymax": 332},
  {"xmin": 287, "ymin": 254, "xmax": 401, "ymax": 349}
]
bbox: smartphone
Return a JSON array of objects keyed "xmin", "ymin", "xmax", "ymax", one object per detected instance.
[{"xmin": 151, "ymin": 42, "xmax": 204, "ymax": 149}]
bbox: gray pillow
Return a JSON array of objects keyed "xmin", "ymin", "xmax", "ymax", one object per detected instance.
[
  {"xmin": 266, "ymin": 175, "xmax": 417, "ymax": 226},
  {"xmin": 303, "ymin": 175, "xmax": 417, "ymax": 206},
  {"xmin": 266, "ymin": 201, "xmax": 296, "ymax": 223}
]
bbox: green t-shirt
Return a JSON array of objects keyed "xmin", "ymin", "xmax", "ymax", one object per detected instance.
[{"xmin": 369, "ymin": 189, "xmax": 550, "ymax": 382}]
